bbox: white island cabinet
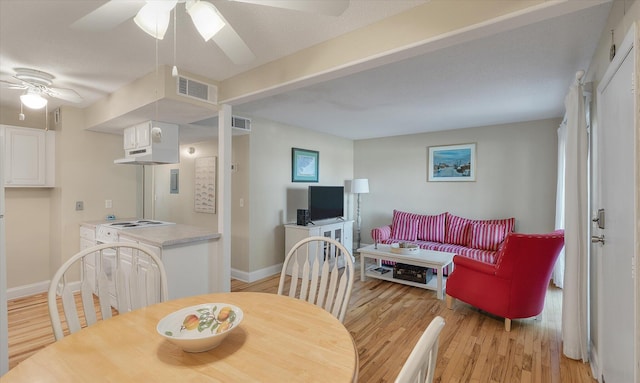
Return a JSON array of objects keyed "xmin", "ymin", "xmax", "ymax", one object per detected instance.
[{"xmin": 80, "ymin": 222, "xmax": 220, "ymax": 301}]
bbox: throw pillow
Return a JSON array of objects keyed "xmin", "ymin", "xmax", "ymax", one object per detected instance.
[
  {"xmin": 391, "ymin": 210, "xmax": 420, "ymax": 241},
  {"xmin": 471, "ymin": 217, "xmax": 515, "ymax": 236},
  {"xmin": 470, "ymin": 223, "xmax": 507, "ymax": 251},
  {"xmin": 417, "ymin": 213, "xmax": 446, "ymax": 243},
  {"xmin": 445, "ymin": 213, "xmax": 471, "ymax": 246}
]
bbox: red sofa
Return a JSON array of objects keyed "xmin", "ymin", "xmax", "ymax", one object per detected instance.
[
  {"xmin": 371, "ymin": 210, "xmax": 516, "ymax": 269},
  {"xmin": 445, "ymin": 230, "xmax": 565, "ymax": 331}
]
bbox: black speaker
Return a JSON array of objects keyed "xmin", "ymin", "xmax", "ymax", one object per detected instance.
[{"xmin": 297, "ymin": 209, "xmax": 310, "ymax": 226}]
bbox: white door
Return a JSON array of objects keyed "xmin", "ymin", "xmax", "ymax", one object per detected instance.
[{"xmin": 594, "ymin": 25, "xmax": 637, "ymax": 383}]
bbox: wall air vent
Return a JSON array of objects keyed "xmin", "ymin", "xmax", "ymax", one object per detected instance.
[
  {"xmin": 177, "ymin": 75, "xmax": 217, "ymax": 104},
  {"xmin": 232, "ymin": 116, "xmax": 251, "ymax": 132}
]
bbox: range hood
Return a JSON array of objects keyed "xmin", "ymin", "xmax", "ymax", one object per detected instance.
[{"xmin": 114, "ymin": 121, "xmax": 179, "ymax": 165}]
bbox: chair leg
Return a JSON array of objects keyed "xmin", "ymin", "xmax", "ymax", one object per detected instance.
[
  {"xmin": 504, "ymin": 318, "xmax": 511, "ymax": 332},
  {"xmin": 446, "ymin": 294, "xmax": 454, "ymax": 310}
]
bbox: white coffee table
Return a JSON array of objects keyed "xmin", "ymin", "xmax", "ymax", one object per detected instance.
[{"xmin": 358, "ymin": 244, "xmax": 455, "ymax": 299}]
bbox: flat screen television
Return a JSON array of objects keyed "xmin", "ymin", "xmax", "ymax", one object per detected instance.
[{"xmin": 308, "ymin": 186, "xmax": 344, "ymax": 222}]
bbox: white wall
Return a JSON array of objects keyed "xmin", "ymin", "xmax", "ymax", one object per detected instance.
[
  {"xmin": 354, "ymin": 118, "xmax": 560, "ymax": 244},
  {"xmin": 2, "ymin": 105, "xmax": 137, "ymax": 292},
  {"xmin": 153, "ymin": 141, "xmax": 220, "ymax": 230},
  {"xmin": 248, "ymin": 117, "xmax": 354, "ymax": 274}
]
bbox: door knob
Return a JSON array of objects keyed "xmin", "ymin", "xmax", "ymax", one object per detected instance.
[{"xmin": 591, "ymin": 235, "xmax": 605, "ymax": 245}]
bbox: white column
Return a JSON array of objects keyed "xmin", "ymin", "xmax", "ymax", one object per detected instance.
[{"xmin": 215, "ymin": 105, "xmax": 232, "ymax": 292}]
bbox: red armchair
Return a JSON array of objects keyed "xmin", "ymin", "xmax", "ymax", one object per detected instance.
[{"xmin": 445, "ymin": 230, "xmax": 564, "ymax": 331}]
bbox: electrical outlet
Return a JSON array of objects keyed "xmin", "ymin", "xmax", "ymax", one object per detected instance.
[
  {"xmin": 75, "ymin": 201, "xmax": 84, "ymax": 211},
  {"xmin": 105, "ymin": 200, "xmax": 112, "ymax": 209}
]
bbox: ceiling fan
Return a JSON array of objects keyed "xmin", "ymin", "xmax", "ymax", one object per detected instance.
[
  {"xmin": 71, "ymin": 0, "xmax": 350, "ymax": 66},
  {"xmin": 0, "ymin": 68, "xmax": 83, "ymax": 110}
]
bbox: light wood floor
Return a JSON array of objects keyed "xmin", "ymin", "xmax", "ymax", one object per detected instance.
[{"xmin": 8, "ymin": 274, "xmax": 595, "ymax": 382}]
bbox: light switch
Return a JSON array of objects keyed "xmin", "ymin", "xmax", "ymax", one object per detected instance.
[
  {"xmin": 105, "ymin": 200, "xmax": 112, "ymax": 208},
  {"xmin": 239, "ymin": 198, "xmax": 244, "ymax": 207}
]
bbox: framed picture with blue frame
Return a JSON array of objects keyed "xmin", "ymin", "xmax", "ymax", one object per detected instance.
[
  {"xmin": 291, "ymin": 147, "xmax": 319, "ymax": 182},
  {"xmin": 428, "ymin": 143, "xmax": 476, "ymax": 182}
]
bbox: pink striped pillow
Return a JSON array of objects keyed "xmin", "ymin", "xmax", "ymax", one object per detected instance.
[
  {"xmin": 417, "ymin": 213, "xmax": 446, "ymax": 243},
  {"xmin": 471, "ymin": 217, "xmax": 515, "ymax": 235},
  {"xmin": 391, "ymin": 210, "xmax": 420, "ymax": 241},
  {"xmin": 470, "ymin": 223, "xmax": 507, "ymax": 251},
  {"xmin": 445, "ymin": 214, "xmax": 471, "ymax": 246}
]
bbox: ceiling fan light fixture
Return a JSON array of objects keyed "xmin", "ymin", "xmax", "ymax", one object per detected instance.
[
  {"xmin": 186, "ymin": 0, "xmax": 225, "ymax": 42},
  {"xmin": 20, "ymin": 90, "xmax": 48, "ymax": 110},
  {"xmin": 134, "ymin": 0, "xmax": 178, "ymax": 40}
]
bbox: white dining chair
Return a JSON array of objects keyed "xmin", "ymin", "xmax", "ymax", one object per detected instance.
[
  {"xmin": 48, "ymin": 242, "xmax": 168, "ymax": 340},
  {"xmin": 395, "ymin": 316, "xmax": 445, "ymax": 383},
  {"xmin": 278, "ymin": 236, "xmax": 355, "ymax": 323}
]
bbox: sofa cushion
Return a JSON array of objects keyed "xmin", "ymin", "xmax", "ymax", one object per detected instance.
[
  {"xmin": 391, "ymin": 210, "xmax": 419, "ymax": 241},
  {"xmin": 417, "ymin": 212, "xmax": 446, "ymax": 243},
  {"xmin": 469, "ymin": 223, "xmax": 507, "ymax": 251},
  {"xmin": 471, "ymin": 217, "xmax": 515, "ymax": 236},
  {"xmin": 445, "ymin": 214, "xmax": 471, "ymax": 246}
]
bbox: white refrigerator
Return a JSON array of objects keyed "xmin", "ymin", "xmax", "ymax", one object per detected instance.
[{"xmin": 0, "ymin": 127, "xmax": 8, "ymax": 375}]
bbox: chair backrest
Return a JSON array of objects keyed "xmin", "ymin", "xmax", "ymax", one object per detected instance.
[
  {"xmin": 48, "ymin": 242, "xmax": 169, "ymax": 340},
  {"xmin": 395, "ymin": 316, "xmax": 445, "ymax": 383},
  {"xmin": 278, "ymin": 236, "xmax": 354, "ymax": 323},
  {"xmin": 494, "ymin": 230, "xmax": 565, "ymax": 316}
]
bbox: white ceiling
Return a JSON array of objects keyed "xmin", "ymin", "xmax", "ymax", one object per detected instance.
[{"xmin": 0, "ymin": 1, "xmax": 612, "ymax": 142}]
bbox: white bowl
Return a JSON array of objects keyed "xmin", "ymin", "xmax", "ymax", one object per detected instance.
[
  {"xmin": 156, "ymin": 303, "xmax": 243, "ymax": 352},
  {"xmin": 390, "ymin": 243, "xmax": 420, "ymax": 254}
]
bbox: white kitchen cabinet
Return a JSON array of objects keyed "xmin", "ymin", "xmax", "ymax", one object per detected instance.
[
  {"xmin": 79, "ymin": 225, "xmax": 98, "ymax": 294},
  {"xmin": 123, "ymin": 121, "xmax": 151, "ymax": 151},
  {"xmin": 2, "ymin": 125, "xmax": 55, "ymax": 187},
  {"xmin": 119, "ymin": 234, "xmax": 210, "ymax": 301},
  {"xmin": 284, "ymin": 220, "xmax": 354, "ymax": 275}
]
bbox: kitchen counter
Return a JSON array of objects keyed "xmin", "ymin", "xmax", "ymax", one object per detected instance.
[
  {"xmin": 81, "ymin": 218, "xmax": 220, "ymax": 247},
  {"xmin": 119, "ymin": 224, "xmax": 220, "ymax": 247}
]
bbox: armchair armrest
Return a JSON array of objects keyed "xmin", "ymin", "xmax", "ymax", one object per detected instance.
[
  {"xmin": 371, "ymin": 225, "xmax": 392, "ymax": 244},
  {"xmin": 453, "ymin": 255, "xmax": 497, "ymax": 276}
]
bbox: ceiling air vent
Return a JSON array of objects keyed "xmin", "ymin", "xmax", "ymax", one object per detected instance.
[
  {"xmin": 177, "ymin": 75, "xmax": 217, "ymax": 104},
  {"xmin": 232, "ymin": 116, "xmax": 251, "ymax": 132}
]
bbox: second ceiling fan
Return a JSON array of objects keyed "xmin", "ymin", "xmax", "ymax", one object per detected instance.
[{"xmin": 72, "ymin": 0, "xmax": 350, "ymax": 66}]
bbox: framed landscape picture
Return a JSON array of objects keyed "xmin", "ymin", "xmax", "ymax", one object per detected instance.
[
  {"xmin": 292, "ymin": 147, "xmax": 319, "ymax": 182},
  {"xmin": 428, "ymin": 143, "xmax": 476, "ymax": 182}
]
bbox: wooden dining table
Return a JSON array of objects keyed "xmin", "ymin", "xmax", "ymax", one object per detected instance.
[{"xmin": 1, "ymin": 292, "xmax": 359, "ymax": 382}]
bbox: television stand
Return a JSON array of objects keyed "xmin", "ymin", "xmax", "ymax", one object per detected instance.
[{"xmin": 284, "ymin": 219, "xmax": 354, "ymax": 269}]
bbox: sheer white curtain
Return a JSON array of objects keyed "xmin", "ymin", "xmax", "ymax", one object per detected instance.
[
  {"xmin": 561, "ymin": 75, "xmax": 589, "ymax": 361},
  {"xmin": 553, "ymin": 121, "xmax": 566, "ymax": 288}
]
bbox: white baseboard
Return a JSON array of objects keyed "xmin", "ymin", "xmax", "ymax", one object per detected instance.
[
  {"xmin": 7, "ymin": 280, "xmax": 50, "ymax": 300},
  {"xmin": 231, "ymin": 263, "xmax": 283, "ymax": 283}
]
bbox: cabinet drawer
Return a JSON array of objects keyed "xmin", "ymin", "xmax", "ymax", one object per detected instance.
[{"xmin": 80, "ymin": 225, "xmax": 96, "ymax": 241}]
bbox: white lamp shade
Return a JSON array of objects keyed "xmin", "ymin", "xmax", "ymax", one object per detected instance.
[
  {"xmin": 186, "ymin": 1, "xmax": 225, "ymax": 41},
  {"xmin": 134, "ymin": 0, "xmax": 177, "ymax": 40},
  {"xmin": 20, "ymin": 92, "xmax": 48, "ymax": 109},
  {"xmin": 351, "ymin": 178, "xmax": 369, "ymax": 194}
]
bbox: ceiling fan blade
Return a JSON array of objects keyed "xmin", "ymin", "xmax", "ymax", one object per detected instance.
[
  {"xmin": 0, "ymin": 79, "xmax": 27, "ymax": 89},
  {"xmin": 229, "ymin": 0, "xmax": 349, "ymax": 16},
  {"xmin": 46, "ymin": 87, "xmax": 83, "ymax": 103},
  {"xmin": 211, "ymin": 22, "xmax": 256, "ymax": 65},
  {"xmin": 71, "ymin": 0, "xmax": 146, "ymax": 30}
]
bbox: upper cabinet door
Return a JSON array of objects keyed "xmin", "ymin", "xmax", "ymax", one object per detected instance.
[
  {"xmin": 135, "ymin": 122, "xmax": 151, "ymax": 148},
  {"xmin": 123, "ymin": 126, "xmax": 137, "ymax": 150},
  {"xmin": 2, "ymin": 125, "xmax": 55, "ymax": 187}
]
